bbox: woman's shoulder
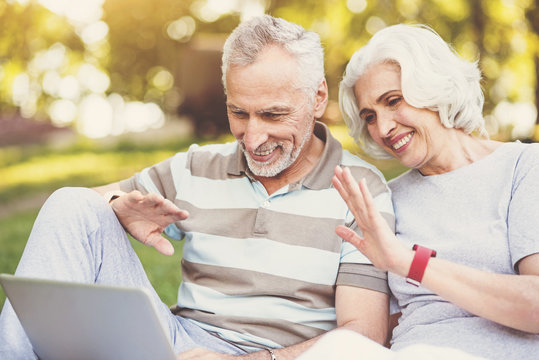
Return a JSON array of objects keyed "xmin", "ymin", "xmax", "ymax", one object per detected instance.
[
  {"xmin": 388, "ymin": 169, "xmax": 417, "ymax": 192},
  {"xmin": 515, "ymin": 141, "xmax": 539, "ymax": 160},
  {"xmin": 511, "ymin": 141, "xmax": 539, "ymax": 179},
  {"xmin": 497, "ymin": 141, "xmax": 539, "ymax": 171}
]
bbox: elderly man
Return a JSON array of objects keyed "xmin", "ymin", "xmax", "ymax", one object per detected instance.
[{"xmin": 0, "ymin": 15, "xmax": 394, "ymax": 359}]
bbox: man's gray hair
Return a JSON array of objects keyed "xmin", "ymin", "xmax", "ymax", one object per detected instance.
[
  {"xmin": 339, "ymin": 24, "xmax": 486, "ymax": 158},
  {"xmin": 222, "ymin": 15, "xmax": 325, "ymax": 99}
]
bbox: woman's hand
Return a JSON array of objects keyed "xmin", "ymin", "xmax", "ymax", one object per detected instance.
[
  {"xmin": 332, "ymin": 166, "xmax": 409, "ymax": 273},
  {"xmin": 110, "ymin": 191, "xmax": 189, "ymax": 256}
]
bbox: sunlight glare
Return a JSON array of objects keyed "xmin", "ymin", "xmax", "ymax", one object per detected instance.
[
  {"xmin": 77, "ymin": 64, "xmax": 110, "ymax": 94},
  {"xmin": 152, "ymin": 69, "xmax": 174, "ymax": 92},
  {"xmin": 239, "ymin": 0, "xmax": 265, "ymax": 21},
  {"xmin": 30, "ymin": 43, "xmax": 67, "ymax": 73},
  {"xmin": 79, "ymin": 21, "xmax": 109, "ymax": 45},
  {"xmin": 347, "ymin": 0, "xmax": 367, "ymax": 14},
  {"xmin": 121, "ymin": 102, "xmax": 165, "ymax": 133},
  {"xmin": 191, "ymin": 0, "xmax": 266, "ymax": 23},
  {"xmin": 37, "ymin": 0, "xmax": 104, "ymax": 25},
  {"xmin": 78, "ymin": 94, "xmax": 113, "ymax": 138},
  {"xmin": 58, "ymin": 75, "xmax": 80, "ymax": 101},
  {"xmin": 366, "ymin": 16, "xmax": 386, "ymax": 35},
  {"xmin": 48, "ymin": 99, "xmax": 77, "ymax": 125},
  {"xmin": 494, "ymin": 101, "xmax": 537, "ymax": 139},
  {"xmin": 167, "ymin": 16, "xmax": 196, "ymax": 42}
]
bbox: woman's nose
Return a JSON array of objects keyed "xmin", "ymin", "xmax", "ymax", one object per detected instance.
[{"xmin": 377, "ymin": 113, "xmax": 397, "ymax": 138}]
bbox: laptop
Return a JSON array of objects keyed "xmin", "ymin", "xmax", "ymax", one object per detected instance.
[{"xmin": 0, "ymin": 274, "xmax": 177, "ymax": 360}]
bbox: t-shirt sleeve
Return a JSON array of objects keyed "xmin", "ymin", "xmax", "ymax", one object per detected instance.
[
  {"xmin": 508, "ymin": 144, "xmax": 539, "ymax": 272},
  {"xmin": 335, "ymin": 162, "xmax": 394, "ymax": 294},
  {"xmin": 336, "ymin": 263, "xmax": 389, "ymax": 294},
  {"xmin": 118, "ymin": 151, "xmax": 190, "ymax": 240},
  {"xmin": 119, "ymin": 156, "xmax": 176, "ymax": 197}
]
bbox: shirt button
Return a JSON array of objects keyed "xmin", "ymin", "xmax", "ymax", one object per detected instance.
[{"xmin": 262, "ymin": 200, "xmax": 270, "ymax": 207}]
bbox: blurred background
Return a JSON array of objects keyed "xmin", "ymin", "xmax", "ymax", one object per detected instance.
[{"xmin": 1, "ymin": 0, "xmax": 538, "ymax": 307}]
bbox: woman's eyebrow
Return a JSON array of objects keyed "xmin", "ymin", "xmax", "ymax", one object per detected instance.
[{"xmin": 358, "ymin": 90, "xmax": 399, "ymax": 117}]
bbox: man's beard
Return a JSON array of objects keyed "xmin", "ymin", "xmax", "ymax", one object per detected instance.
[{"xmin": 241, "ymin": 126, "xmax": 312, "ymax": 178}]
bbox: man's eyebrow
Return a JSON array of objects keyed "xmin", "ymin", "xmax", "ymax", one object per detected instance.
[
  {"xmin": 256, "ymin": 106, "xmax": 290, "ymax": 114},
  {"xmin": 226, "ymin": 104, "xmax": 291, "ymax": 114},
  {"xmin": 226, "ymin": 104, "xmax": 245, "ymax": 112}
]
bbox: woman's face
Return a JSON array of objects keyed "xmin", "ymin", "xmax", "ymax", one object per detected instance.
[{"xmin": 353, "ymin": 62, "xmax": 450, "ymax": 173}]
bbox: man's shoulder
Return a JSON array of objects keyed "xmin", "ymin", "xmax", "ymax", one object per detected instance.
[
  {"xmin": 339, "ymin": 149, "xmax": 375, "ymax": 168},
  {"xmin": 175, "ymin": 141, "xmax": 241, "ymax": 179},
  {"xmin": 169, "ymin": 141, "xmax": 239, "ymax": 164},
  {"xmin": 184, "ymin": 141, "xmax": 239, "ymax": 155},
  {"xmin": 340, "ymin": 150, "xmax": 389, "ymax": 184}
]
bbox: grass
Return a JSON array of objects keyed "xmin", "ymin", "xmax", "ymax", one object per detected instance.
[
  {"xmin": 0, "ymin": 125, "xmax": 408, "ymax": 310},
  {"xmin": 0, "ymin": 207, "xmax": 185, "ymax": 309}
]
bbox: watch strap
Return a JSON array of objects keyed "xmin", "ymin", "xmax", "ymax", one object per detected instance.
[{"xmin": 406, "ymin": 244, "xmax": 436, "ymax": 286}]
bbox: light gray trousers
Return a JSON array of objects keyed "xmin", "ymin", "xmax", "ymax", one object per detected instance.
[{"xmin": 0, "ymin": 187, "xmax": 244, "ymax": 359}]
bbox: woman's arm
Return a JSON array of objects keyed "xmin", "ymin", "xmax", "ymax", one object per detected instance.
[
  {"xmin": 333, "ymin": 165, "xmax": 539, "ymax": 334},
  {"xmin": 418, "ymin": 253, "xmax": 539, "ymax": 333}
]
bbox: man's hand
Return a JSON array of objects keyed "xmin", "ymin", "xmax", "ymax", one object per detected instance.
[{"xmin": 110, "ymin": 191, "xmax": 189, "ymax": 256}]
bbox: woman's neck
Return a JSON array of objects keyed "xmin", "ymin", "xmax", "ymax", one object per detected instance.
[{"xmin": 419, "ymin": 131, "xmax": 502, "ymax": 176}]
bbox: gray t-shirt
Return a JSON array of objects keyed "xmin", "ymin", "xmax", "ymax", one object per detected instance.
[{"xmin": 388, "ymin": 142, "xmax": 539, "ymax": 359}]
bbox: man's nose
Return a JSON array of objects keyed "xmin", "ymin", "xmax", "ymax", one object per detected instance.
[{"xmin": 243, "ymin": 117, "xmax": 269, "ymax": 151}]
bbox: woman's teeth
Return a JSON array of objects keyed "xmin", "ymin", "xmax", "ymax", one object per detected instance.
[{"xmin": 393, "ymin": 132, "xmax": 413, "ymax": 150}]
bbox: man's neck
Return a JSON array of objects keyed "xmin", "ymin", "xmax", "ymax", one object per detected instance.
[{"xmin": 254, "ymin": 134, "xmax": 325, "ymax": 195}]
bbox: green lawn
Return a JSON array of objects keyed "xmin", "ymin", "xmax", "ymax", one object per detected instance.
[
  {"xmin": 0, "ymin": 125, "xmax": 407, "ymax": 309},
  {"xmin": 0, "ymin": 208, "xmax": 185, "ymax": 309}
]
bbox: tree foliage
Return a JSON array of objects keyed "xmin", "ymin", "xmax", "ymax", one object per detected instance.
[{"xmin": 0, "ymin": 0, "xmax": 537, "ymax": 141}]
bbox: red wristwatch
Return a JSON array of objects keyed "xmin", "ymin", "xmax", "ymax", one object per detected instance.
[{"xmin": 406, "ymin": 244, "xmax": 436, "ymax": 286}]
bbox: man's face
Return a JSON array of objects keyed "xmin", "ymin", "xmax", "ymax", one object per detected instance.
[{"xmin": 226, "ymin": 46, "xmax": 323, "ymax": 178}]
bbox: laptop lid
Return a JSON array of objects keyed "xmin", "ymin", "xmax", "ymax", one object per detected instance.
[{"xmin": 0, "ymin": 274, "xmax": 176, "ymax": 360}]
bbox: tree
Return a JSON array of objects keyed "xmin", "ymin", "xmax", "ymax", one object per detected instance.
[
  {"xmin": 0, "ymin": 2, "xmax": 83, "ymax": 118},
  {"xmin": 0, "ymin": 0, "xmax": 537, "ymax": 141}
]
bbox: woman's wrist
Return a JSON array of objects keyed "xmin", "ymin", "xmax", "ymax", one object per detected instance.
[
  {"xmin": 388, "ymin": 247, "xmax": 415, "ymax": 278},
  {"xmin": 406, "ymin": 245, "xmax": 437, "ymax": 286}
]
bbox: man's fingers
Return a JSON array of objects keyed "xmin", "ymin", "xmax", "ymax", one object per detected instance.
[
  {"xmin": 125, "ymin": 192, "xmax": 189, "ymax": 220},
  {"xmin": 146, "ymin": 234, "xmax": 175, "ymax": 256},
  {"xmin": 140, "ymin": 192, "xmax": 166, "ymax": 207},
  {"xmin": 126, "ymin": 190, "xmax": 144, "ymax": 202},
  {"xmin": 162, "ymin": 199, "xmax": 189, "ymax": 219}
]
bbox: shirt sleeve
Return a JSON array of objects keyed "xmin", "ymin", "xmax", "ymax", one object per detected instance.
[
  {"xmin": 336, "ymin": 163, "xmax": 394, "ymax": 294},
  {"xmin": 508, "ymin": 144, "xmax": 539, "ymax": 272},
  {"xmin": 336, "ymin": 263, "xmax": 389, "ymax": 294},
  {"xmin": 118, "ymin": 152, "xmax": 189, "ymax": 241}
]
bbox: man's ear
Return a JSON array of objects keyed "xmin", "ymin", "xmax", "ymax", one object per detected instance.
[{"xmin": 313, "ymin": 78, "xmax": 329, "ymax": 119}]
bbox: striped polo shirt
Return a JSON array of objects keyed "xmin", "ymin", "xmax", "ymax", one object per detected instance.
[{"xmin": 120, "ymin": 122, "xmax": 395, "ymax": 351}]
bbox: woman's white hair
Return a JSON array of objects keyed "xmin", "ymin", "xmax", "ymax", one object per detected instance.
[
  {"xmin": 222, "ymin": 15, "xmax": 325, "ymax": 101},
  {"xmin": 339, "ymin": 24, "xmax": 486, "ymax": 158}
]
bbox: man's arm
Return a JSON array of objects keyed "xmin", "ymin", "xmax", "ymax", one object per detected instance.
[
  {"xmin": 177, "ymin": 285, "xmax": 389, "ymax": 360},
  {"xmin": 93, "ymin": 182, "xmax": 124, "ymax": 199}
]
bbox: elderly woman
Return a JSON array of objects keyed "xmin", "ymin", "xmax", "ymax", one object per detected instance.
[{"xmin": 303, "ymin": 24, "xmax": 539, "ymax": 359}]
